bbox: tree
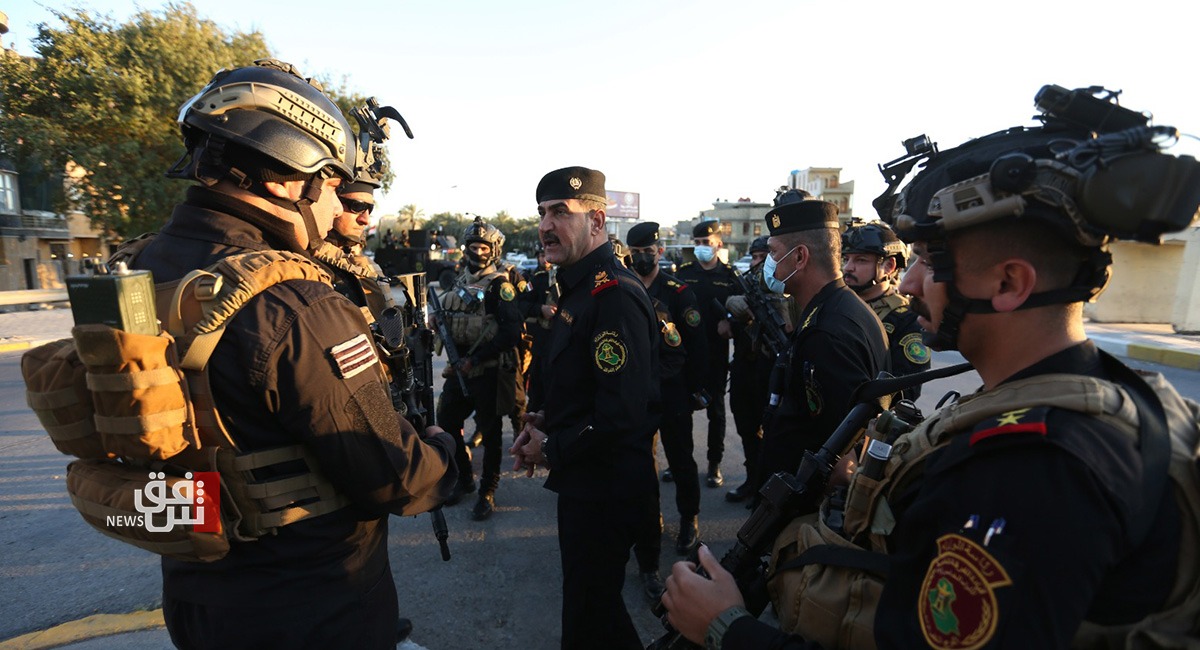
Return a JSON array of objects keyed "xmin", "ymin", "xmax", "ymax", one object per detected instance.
[{"xmin": 0, "ymin": 3, "xmax": 379, "ymax": 240}]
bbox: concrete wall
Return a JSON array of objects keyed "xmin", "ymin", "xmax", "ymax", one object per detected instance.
[
  {"xmin": 1171, "ymin": 227, "xmax": 1200, "ymax": 333},
  {"xmin": 1085, "ymin": 238, "xmax": 1184, "ymax": 323}
]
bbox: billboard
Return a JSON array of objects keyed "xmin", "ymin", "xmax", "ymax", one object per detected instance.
[{"xmin": 605, "ymin": 190, "xmax": 640, "ymax": 220}]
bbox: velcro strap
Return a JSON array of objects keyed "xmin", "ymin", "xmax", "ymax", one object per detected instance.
[
  {"xmin": 26, "ymin": 387, "xmax": 79, "ymax": 410},
  {"xmin": 243, "ymin": 473, "xmax": 319, "ymax": 500},
  {"xmin": 86, "ymin": 367, "xmax": 182, "ymax": 392},
  {"xmin": 772, "ymin": 544, "xmax": 890, "ymax": 579},
  {"xmin": 94, "ymin": 408, "xmax": 189, "ymax": 435},
  {"xmin": 250, "ymin": 493, "xmax": 351, "ymax": 530},
  {"xmin": 45, "ymin": 418, "xmax": 97, "ymax": 441},
  {"xmin": 232, "ymin": 446, "xmax": 307, "ymax": 471}
]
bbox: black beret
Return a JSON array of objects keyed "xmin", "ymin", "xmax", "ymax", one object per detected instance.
[
  {"xmin": 626, "ymin": 222, "xmax": 661, "ymax": 247},
  {"xmin": 749, "ymin": 236, "xmax": 770, "ymax": 253},
  {"xmin": 693, "ymin": 220, "xmax": 720, "ymax": 238},
  {"xmin": 536, "ymin": 166, "xmax": 607, "ymax": 205},
  {"xmin": 765, "ymin": 200, "xmax": 840, "ymax": 235}
]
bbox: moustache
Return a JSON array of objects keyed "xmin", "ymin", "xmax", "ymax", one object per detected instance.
[{"xmin": 542, "ymin": 233, "xmax": 560, "ymax": 245}]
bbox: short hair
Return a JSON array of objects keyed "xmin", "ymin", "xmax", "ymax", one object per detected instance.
[
  {"xmin": 577, "ymin": 198, "xmax": 606, "ymax": 213},
  {"xmin": 951, "ymin": 219, "xmax": 1090, "ymax": 292},
  {"xmin": 778, "ymin": 228, "xmax": 840, "ymax": 275}
]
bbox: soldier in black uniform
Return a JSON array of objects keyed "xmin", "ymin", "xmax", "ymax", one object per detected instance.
[
  {"xmin": 675, "ymin": 220, "xmax": 740, "ymax": 488},
  {"xmin": 626, "ymin": 221, "xmax": 710, "ymax": 599},
  {"xmin": 511, "ymin": 166, "xmax": 659, "ymax": 650},
  {"xmin": 842, "ymin": 219, "xmax": 930, "ymax": 398},
  {"xmin": 662, "ymin": 87, "xmax": 1199, "ymax": 650},
  {"xmin": 129, "ymin": 60, "xmax": 456, "ymax": 649},
  {"xmin": 754, "ymin": 198, "xmax": 888, "ymax": 491},
  {"xmin": 722, "ymin": 235, "xmax": 793, "ymax": 503},
  {"xmin": 434, "ymin": 216, "xmax": 523, "ymax": 520}
]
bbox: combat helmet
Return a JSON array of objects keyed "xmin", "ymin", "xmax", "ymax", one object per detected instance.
[
  {"xmin": 168, "ymin": 59, "xmax": 356, "ymax": 252},
  {"xmin": 462, "ymin": 216, "xmax": 504, "ymax": 270},
  {"xmin": 873, "ymin": 84, "xmax": 1200, "ymax": 350}
]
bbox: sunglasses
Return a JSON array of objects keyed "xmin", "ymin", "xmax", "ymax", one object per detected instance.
[{"xmin": 339, "ymin": 197, "xmax": 374, "ymax": 215}]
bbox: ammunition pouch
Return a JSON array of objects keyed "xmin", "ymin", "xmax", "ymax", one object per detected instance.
[{"xmin": 22, "ymin": 248, "xmax": 356, "ymax": 562}]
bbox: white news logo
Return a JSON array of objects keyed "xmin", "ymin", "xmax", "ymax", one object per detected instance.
[{"xmin": 105, "ymin": 471, "xmax": 210, "ymax": 531}]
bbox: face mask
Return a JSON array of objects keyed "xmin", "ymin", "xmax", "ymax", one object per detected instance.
[
  {"xmin": 694, "ymin": 245, "xmax": 715, "ymax": 263},
  {"xmin": 763, "ymin": 245, "xmax": 799, "ymax": 294},
  {"xmin": 631, "ymin": 252, "xmax": 657, "ymax": 276}
]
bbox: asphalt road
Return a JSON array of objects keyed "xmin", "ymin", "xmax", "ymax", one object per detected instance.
[{"xmin": 1, "ymin": 345, "xmax": 1197, "ymax": 648}]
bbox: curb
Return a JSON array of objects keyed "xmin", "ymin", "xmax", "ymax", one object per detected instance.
[
  {"xmin": 0, "ymin": 340, "xmax": 32, "ymax": 353},
  {"xmin": 0, "ymin": 611, "xmax": 164, "ymax": 650},
  {"xmin": 1127, "ymin": 343, "xmax": 1200, "ymax": 371}
]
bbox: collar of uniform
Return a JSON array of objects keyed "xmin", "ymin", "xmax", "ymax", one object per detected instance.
[
  {"xmin": 998, "ymin": 340, "xmax": 1105, "ymax": 386},
  {"xmin": 557, "ymin": 240, "xmax": 615, "ymax": 292},
  {"xmin": 801, "ymin": 278, "xmax": 847, "ymax": 318}
]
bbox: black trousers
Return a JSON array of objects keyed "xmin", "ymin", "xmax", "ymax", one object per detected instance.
[
  {"xmin": 728, "ymin": 352, "xmax": 770, "ymax": 485},
  {"xmin": 164, "ymin": 566, "xmax": 398, "ymax": 650},
  {"xmin": 704, "ymin": 345, "xmax": 730, "ymax": 464},
  {"xmin": 558, "ymin": 494, "xmax": 644, "ymax": 650},
  {"xmin": 437, "ymin": 369, "xmax": 503, "ymax": 493},
  {"xmin": 660, "ymin": 410, "xmax": 700, "ymax": 517}
]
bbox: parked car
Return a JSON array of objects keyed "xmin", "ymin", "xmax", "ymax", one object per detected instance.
[
  {"xmin": 733, "ymin": 255, "xmax": 753, "ymax": 273},
  {"xmin": 659, "ymin": 258, "xmax": 677, "ymax": 274},
  {"xmin": 517, "ymin": 258, "xmax": 539, "ymax": 275}
]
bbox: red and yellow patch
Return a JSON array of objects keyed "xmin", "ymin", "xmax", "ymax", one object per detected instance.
[
  {"xmin": 592, "ymin": 270, "xmax": 617, "ymax": 295},
  {"xmin": 969, "ymin": 407, "xmax": 1048, "ymax": 446},
  {"xmin": 919, "ymin": 534, "xmax": 1012, "ymax": 650}
]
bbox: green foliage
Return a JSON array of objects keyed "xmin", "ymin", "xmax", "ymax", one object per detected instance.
[{"xmin": 0, "ymin": 2, "xmax": 381, "ymax": 241}]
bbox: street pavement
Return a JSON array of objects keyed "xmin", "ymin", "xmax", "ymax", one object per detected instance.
[{"xmin": 1, "ymin": 305, "xmax": 1198, "ymax": 649}]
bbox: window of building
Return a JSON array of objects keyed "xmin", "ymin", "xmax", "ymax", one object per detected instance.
[
  {"xmin": 742, "ymin": 222, "xmax": 750, "ymax": 235},
  {"xmin": 0, "ymin": 172, "xmax": 16, "ymax": 213},
  {"xmin": 721, "ymin": 222, "xmax": 732, "ymax": 235},
  {"xmin": 753, "ymin": 224, "xmax": 762, "ymax": 236}
]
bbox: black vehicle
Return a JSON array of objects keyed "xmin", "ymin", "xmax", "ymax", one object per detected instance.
[{"xmin": 374, "ymin": 229, "xmax": 462, "ymax": 287}]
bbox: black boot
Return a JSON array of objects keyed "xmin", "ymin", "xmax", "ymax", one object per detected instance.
[
  {"xmin": 705, "ymin": 462, "xmax": 723, "ymax": 488},
  {"xmin": 640, "ymin": 570, "xmax": 665, "ymax": 602},
  {"xmin": 725, "ymin": 480, "xmax": 754, "ymax": 503},
  {"xmin": 471, "ymin": 492, "xmax": 495, "ymax": 521},
  {"xmin": 396, "ymin": 617, "xmax": 413, "ymax": 643},
  {"xmin": 675, "ymin": 516, "xmax": 700, "ymax": 555},
  {"xmin": 446, "ymin": 478, "xmax": 477, "ymax": 506}
]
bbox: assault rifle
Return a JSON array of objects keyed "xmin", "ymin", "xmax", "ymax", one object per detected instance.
[
  {"xmin": 373, "ymin": 273, "xmax": 451, "ymax": 561},
  {"xmin": 733, "ymin": 269, "xmax": 790, "ymax": 357},
  {"xmin": 647, "ymin": 362, "xmax": 974, "ymax": 649},
  {"xmin": 426, "ymin": 285, "xmax": 471, "ymax": 397}
]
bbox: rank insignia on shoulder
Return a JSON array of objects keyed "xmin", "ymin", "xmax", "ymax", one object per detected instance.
[
  {"xmin": 895, "ymin": 306, "xmax": 909, "ymax": 314},
  {"xmin": 329, "ymin": 333, "xmax": 379, "ymax": 380},
  {"xmin": 558, "ymin": 309, "xmax": 574, "ymax": 325},
  {"xmin": 969, "ymin": 406, "xmax": 1049, "ymax": 446},
  {"xmin": 662, "ymin": 322, "xmax": 682, "ymax": 347},
  {"xmin": 801, "ymin": 306, "xmax": 821, "ymax": 331},
  {"xmin": 684, "ymin": 307, "xmax": 701, "ymax": 328},
  {"xmin": 500, "ymin": 282, "xmax": 516, "ymax": 301},
  {"xmin": 592, "ymin": 270, "xmax": 617, "ymax": 295},
  {"xmin": 899, "ymin": 332, "xmax": 930, "ymax": 364},
  {"xmin": 884, "ymin": 322, "xmax": 895, "ymax": 334},
  {"xmin": 593, "ymin": 330, "xmax": 627, "ymax": 373},
  {"xmin": 919, "ymin": 533, "xmax": 1012, "ymax": 650}
]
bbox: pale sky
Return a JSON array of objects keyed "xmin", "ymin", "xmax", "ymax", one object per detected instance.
[{"xmin": 4, "ymin": 0, "xmax": 1199, "ymax": 226}]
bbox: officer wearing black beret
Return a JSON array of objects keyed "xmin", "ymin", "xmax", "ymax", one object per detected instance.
[
  {"xmin": 511, "ymin": 166, "xmax": 659, "ymax": 649},
  {"xmin": 755, "ymin": 198, "xmax": 888, "ymax": 493},
  {"xmin": 675, "ymin": 219, "xmax": 741, "ymax": 488},
  {"xmin": 625, "ymin": 221, "xmax": 710, "ymax": 599}
]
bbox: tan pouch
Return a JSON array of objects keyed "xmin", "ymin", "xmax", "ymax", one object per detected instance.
[
  {"xmin": 22, "ymin": 339, "xmax": 107, "ymax": 459},
  {"xmin": 65, "ymin": 458, "xmax": 229, "ymax": 562},
  {"xmin": 72, "ymin": 324, "xmax": 194, "ymax": 461}
]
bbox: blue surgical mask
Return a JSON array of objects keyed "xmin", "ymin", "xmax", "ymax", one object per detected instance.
[
  {"xmin": 763, "ymin": 245, "xmax": 799, "ymax": 294},
  {"xmin": 694, "ymin": 245, "xmax": 715, "ymax": 263}
]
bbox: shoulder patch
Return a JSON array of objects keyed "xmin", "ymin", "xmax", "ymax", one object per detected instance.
[
  {"xmin": 499, "ymin": 282, "xmax": 516, "ymax": 301},
  {"xmin": 919, "ymin": 533, "xmax": 1012, "ymax": 649},
  {"xmin": 593, "ymin": 330, "xmax": 627, "ymax": 373},
  {"xmin": 969, "ymin": 407, "xmax": 1049, "ymax": 446},
  {"xmin": 662, "ymin": 322, "xmax": 682, "ymax": 347},
  {"xmin": 592, "ymin": 270, "xmax": 618, "ymax": 295},
  {"xmin": 899, "ymin": 332, "xmax": 930, "ymax": 364},
  {"xmin": 884, "ymin": 322, "xmax": 895, "ymax": 334},
  {"xmin": 329, "ymin": 333, "xmax": 379, "ymax": 380},
  {"xmin": 684, "ymin": 307, "xmax": 702, "ymax": 328}
]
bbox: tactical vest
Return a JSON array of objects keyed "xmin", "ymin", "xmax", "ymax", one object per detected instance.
[
  {"xmin": 437, "ymin": 266, "xmax": 506, "ymax": 355},
  {"xmin": 22, "ymin": 245, "xmax": 352, "ymax": 562},
  {"xmin": 867, "ymin": 292, "xmax": 907, "ymax": 325},
  {"xmin": 312, "ymin": 241, "xmax": 394, "ymax": 325},
  {"xmin": 767, "ymin": 370, "xmax": 1200, "ymax": 650}
]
